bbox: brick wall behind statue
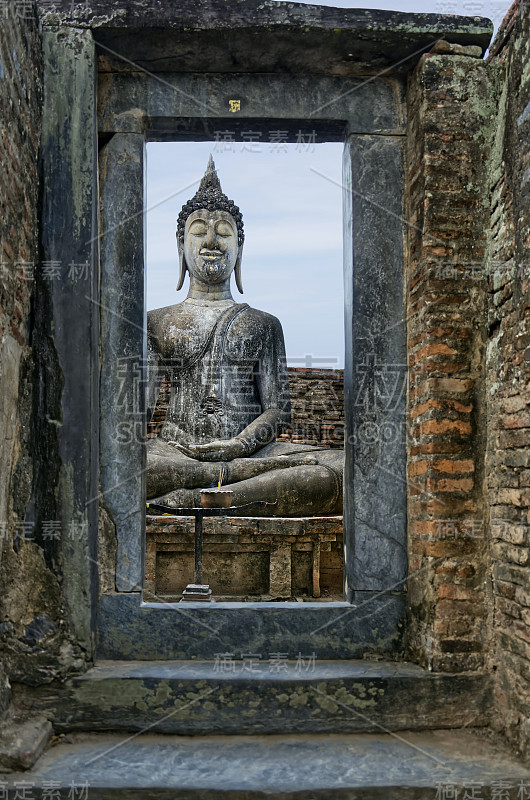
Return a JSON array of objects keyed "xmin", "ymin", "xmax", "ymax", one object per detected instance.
[
  {"xmin": 485, "ymin": 0, "xmax": 530, "ymax": 761},
  {"xmin": 278, "ymin": 368, "xmax": 344, "ymax": 448}
]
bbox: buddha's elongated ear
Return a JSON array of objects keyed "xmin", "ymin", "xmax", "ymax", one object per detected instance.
[
  {"xmin": 176, "ymin": 236, "xmax": 187, "ymax": 291},
  {"xmin": 234, "ymin": 243, "xmax": 244, "ymax": 294}
]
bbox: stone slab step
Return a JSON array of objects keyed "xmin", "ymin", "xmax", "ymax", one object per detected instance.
[
  {"xmin": 17, "ymin": 659, "xmax": 492, "ymax": 735},
  {"xmin": 4, "ymin": 730, "xmax": 529, "ymax": 798}
]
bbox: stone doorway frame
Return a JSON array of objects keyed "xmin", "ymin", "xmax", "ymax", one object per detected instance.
[{"xmin": 41, "ymin": 19, "xmax": 417, "ymax": 660}]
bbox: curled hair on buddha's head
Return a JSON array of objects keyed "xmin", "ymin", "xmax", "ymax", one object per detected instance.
[{"xmin": 176, "ymin": 155, "xmax": 245, "ymax": 294}]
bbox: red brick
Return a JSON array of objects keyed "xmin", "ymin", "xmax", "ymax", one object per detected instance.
[
  {"xmin": 426, "ymin": 477, "xmax": 474, "ymax": 493},
  {"xmin": 500, "ymin": 411, "xmax": 530, "ymax": 429},
  {"xmin": 408, "ymin": 460, "xmax": 429, "ymax": 477},
  {"xmin": 424, "ymin": 498, "xmax": 477, "ymax": 515},
  {"xmin": 419, "ymin": 419, "xmax": 472, "ymax": 436},
  {"xmin": 501, "ymin": 395, "xmax": 529, "ymax": 414},
  {"xmin": 436, "ymin": 598, "xmax": 485, "ymax": 618},
  {"xmin": 438, "ymin": 584, "xmax": 481, "ymax": 601},
  {"xmin": 431, "ymin": 459, "xmax": 475, "ymax": 474},
  {"xmin": 426, "ymin": 378, "xmax": 474, "ymax": 393},
  {"xmin": 414, "ymin": 343, "xmax": 458, "ymax": 362},
  {"xmin": 410, "ymin": 442, "xmax": 466, "ymax": 455}
]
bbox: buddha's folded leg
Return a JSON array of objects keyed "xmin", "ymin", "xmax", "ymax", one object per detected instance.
[
  {"xmin": 222, "ymin": 464, "xmax": 343, "ymax": 516},
  {"xmin": 147, "ymin": 438, "xmax": 344, "ymax": 514},
  {"xmin": 151, "ymin": 457, "xmax": 329, "ymax": 509},
  {"xmin": 150, "ymin": 487, "xmax": 200, "ymax": 507},
  {"xmin": 146, "ymin": 439, "xmax": 322, "ymax": 499},
  {"xmin": 224, "ymin": 453, "xmax": 318, "ymax": 482},
  {"xmin": 146, "ymin": 439, "xmax": 223, "ymax": 498}
]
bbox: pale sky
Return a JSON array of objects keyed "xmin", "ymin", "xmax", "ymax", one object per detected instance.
[{"xmin": 146, "ymin": 0, "xmax": 509, "ymax": 369}]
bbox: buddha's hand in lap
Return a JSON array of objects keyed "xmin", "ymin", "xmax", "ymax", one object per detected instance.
[{"xmin": 167, "ymin": 438, "xmax": 248, "ymax": 462}]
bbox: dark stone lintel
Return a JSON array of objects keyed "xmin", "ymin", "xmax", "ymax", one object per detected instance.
[{"xmin": 39, "ymin": 1, "xmax": 493, "ymax": 75}]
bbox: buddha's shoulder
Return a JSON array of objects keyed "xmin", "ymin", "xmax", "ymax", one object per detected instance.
[
  {"xmin": 237, "ymin": 305, "xmax": 284, "ymax": 334},
  {"xmin": 148, "ymin": 301, "xmax": 185, "ymax": 320},
  {"xmin": 147, "ymin": 301, "xmax": 194, "ymax": 334},
  {"xmin": 227, "ymin": 306, "xmax": 285, "ymax": 361},
  {"xmin": 147, "ymin": 301, "xmax": 284, "ymax": 340}
]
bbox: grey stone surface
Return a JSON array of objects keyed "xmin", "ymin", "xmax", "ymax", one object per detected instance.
[
  {"xmin": 0, "ymin": 665, "xmax": 11, "ymax": 719},
  {"xmin": 29, "ymin": 659, "xmax": 492, "ymax": 736},
  {"xmin": 343, "ymin": 135, "xmax": 407, "ymax": 598},
  {"xmin": 96, "ymin": 592, "xmax": 405, "ymax": 660},
  {"xmin": 0, "ymin": 717, "xmax": 52, "ymax": 772},
  {"xmin": 5, "ymin": 729, "xmax": 529, "ymax": 797},
  {"xmin": 20, "ymin": 615, "xmax": 56, "ymax": 647},
  {"xmin": 430, "ymin": 40, "xmax": 484, "ymax": 57},
  {"xmin": 39, "ymin": 1, "xmax": 493, "ymax": 75},
  {"xmin": 98, "ymin": 73, "xmax": 403, "ymax": 137},
  {"xmin": 99, "ymin": 132, "xmax": 146, "ymax": 592},
  {"xmin": 39, "ymin": 29, "xmax": 99, "ymax": 651}
]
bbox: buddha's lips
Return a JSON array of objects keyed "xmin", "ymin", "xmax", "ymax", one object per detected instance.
[{"xmin": 199, "ymin": 253, "xmax": 224, "ymax": 275}]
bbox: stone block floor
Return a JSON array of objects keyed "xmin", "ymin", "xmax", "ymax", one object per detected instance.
[
  {"xmin": 3, "ymin": 729, "xmax": 529, "ymax": 799},
  {"xmin": 23, "ymin": 659, "xmax": 491, "ymax": 736}
]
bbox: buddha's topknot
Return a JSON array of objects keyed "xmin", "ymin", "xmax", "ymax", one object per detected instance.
[{"xmin": 177, "ymin": 155, "xmax": 244, "ymax": 246}]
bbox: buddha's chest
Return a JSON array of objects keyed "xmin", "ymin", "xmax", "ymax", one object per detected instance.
[{"xmin": 152, "ymin": 306, "xmax": 265, "ymax": 368}]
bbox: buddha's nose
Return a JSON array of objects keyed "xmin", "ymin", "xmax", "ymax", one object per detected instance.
[{"xmin": 204, "ymin": 223, "xmax": 217, "ymax": 249}]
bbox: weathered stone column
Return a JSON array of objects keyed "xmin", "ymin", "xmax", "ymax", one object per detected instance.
[
  {"xmin": 343, "ymin": 134, "xmax": 407, "ymax": 602},
  {"xmin": 99, "ymin": 132, "xmax": 146, "ymax": 592},
  {"xmin": 40, "ymin": 28, "xmax": 99, "ymax": 650}
]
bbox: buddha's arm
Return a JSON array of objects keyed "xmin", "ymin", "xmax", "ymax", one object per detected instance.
[
  {"xmin": 146, "ymin": 327, "xmax": 164, "ymax": 423},
  {"xmin": 232, "ymin": 313, "xmax": 291, "ymax": 450}
]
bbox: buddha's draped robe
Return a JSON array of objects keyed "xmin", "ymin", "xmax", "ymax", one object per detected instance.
[{"xmin": 147, "ymin": 300, "xmax": 291, "ymax": 446}]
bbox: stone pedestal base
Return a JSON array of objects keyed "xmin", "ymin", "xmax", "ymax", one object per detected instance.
[{"xmin": 145, "ymin": 515, "xmax": 343, "ymax": 601}]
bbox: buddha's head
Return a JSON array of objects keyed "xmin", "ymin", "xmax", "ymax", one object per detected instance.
[{"xmin": 176, "ymin": 156, "xmax": 244, "ymax": 293}]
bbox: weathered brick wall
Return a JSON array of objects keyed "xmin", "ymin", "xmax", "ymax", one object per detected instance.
[
  {"xmin": 278, "ymin": 368, "xmax": 344, "ymax": 448},
  {"xmin": 0, "ymin": 5, "xmax": 42, "ymax": 708},
  {"xmin": 405, "ymin": 45, "xmax": 495, "ymax": 672},
  {"xmin": 484, "ymin": 0, "xmax": 530, "ymax": 760},
  {"xmin": 149, "ymin": 367, "xmax": 345, "ymax": 448},
  {"xmin": 405, "ymin": 0, "xmax": 530, "ymax": 759},
  {"xmin": 0, "ymin": 6, "xmax": 41, "ymax": 546},
  {"xmin": 0, "ymin": 6, "xmax": 79, "ymax": 696}
]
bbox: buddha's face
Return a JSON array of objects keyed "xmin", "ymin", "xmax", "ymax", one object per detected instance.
[{"xmin": 183, "ymin": 209, "xmax": 238, "ymax": 284}]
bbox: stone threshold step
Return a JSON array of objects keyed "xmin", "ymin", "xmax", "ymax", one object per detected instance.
[
  {"xmin": 16, "ymin": 659, "xmax": 492, "ymax": 736},
  {"xmin": 5, "ymin": 730, "xmax": 529, "ymax": 798}
]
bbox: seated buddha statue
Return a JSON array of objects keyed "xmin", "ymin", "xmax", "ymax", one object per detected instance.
[{"xmin": 146, "ymin": 156, "xmax": 343, "ymax": 516}]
